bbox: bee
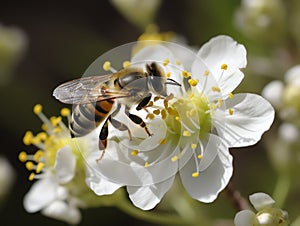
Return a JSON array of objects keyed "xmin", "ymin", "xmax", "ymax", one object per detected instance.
[{"xmin": 53, "ymin": 62, "xmax": 180, "ymax": 160}]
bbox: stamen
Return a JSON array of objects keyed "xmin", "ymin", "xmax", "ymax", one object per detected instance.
[
  {"xmin": 144, "ymin": 161, "xmax": 149, "ymax": 168},
  {"xmin": 204, "ymin": 70, "xmax": 210, "ymax": 76},
  {"xmin": 25, "ymin": 161, "xmax": 34, "ymax": 171},
  {"xmin": 131, "ymin": 150, "xmax": 139, "ymax": 156},
  {"xmin": 229, "ymin": 108, "xmax": 234, "ymax": 115},
  {"xmin": 28, "ymin": 172, "xmax": 35, "ymax": 181},
  {"xmin": 102, "ymin": 61, "xmax": 117, "ymax": 73},
  {"xmin": 153, "ymin": 109, "xmax": 160, "ymax": 115},
  {"xmin": 211, "ymin": 86, "xmax": 221, "ymax": 92},
  {"xmin": 221, "ymin": 63, "xmax": 228, "ymax": 70},
  {"xmin": 188, "ymin": 78, "xmax": 199, "ymax": 87},
  {"xmin": 228, "ymin": 93, "xmax": 234, "ymax": 99},
  {"xmin": 33, "ymin": 104, "xmax": 54, "ymax": 134},
  {"xmin": 18, "ymin": 151, "xmax": 28, "ymax": 162},
  {"xmin": 197, "ymin": 154, "xmax": 203, "ymax": 159},
  {"xmin": 103, "ymin": 61, "xmax": 111, "ymax": 71},
  {"xmin": 23, "ymin": 131, "xmax": 33, "ymax": 145},
  {"xmin": 183, "ymin": 130, "xmax": 192, "ymax": 137},
  {"xmin": 182, "ymin": 70, "xmax": 191, "ymax": 78},
  {"xmin": 33, "ymin": 150, "xmax": 44, "ymax": 162},
  {"xmin": 161, "ymin": 109, "xmax": 167, "ymax": 119},
  {"xmin": 163, "ymin": 59, "xmax": 170, "ymax": 66},
  {"xmin": 166, "ymin": 72, "xmax": 171, "ymax": 78},
  {"xmin": 176, "ymin": 60, "xmax": 181, "ymax": 65},
  {"xmin": 192, "ymin": 172, "xmax": 199, "ymax": 178},
  {"xmin": 218, "ymin": 99, "xmax": 223, "ymax": 107},
  {"xmin": 171, "ymin": 156, "xmax": 178, "ymax": 162},
  {"xmin": 154, "ymin": 96, "xmax": 160, "ymax": 102},
  {"xmin": 60, "ymin": 108, "xmax": 70, "ymax": 117},
  {"xmin": 175, "ymin": 116, "xmax": 180, "ymax": 121},
  {"xmin": 146, "ymin": 113, "xmax": 155, "ymax": 120},
  {"xmin": 159, "ymin": 138, "xmax": 167, "ymax": 145},
  {"xmin": 36, "ymin": 162, "xmax": 45, "ymax": 173},
  {"xmin": 191, "ymin": 143, "xmax": 197, "ymax": 149},
  {"xmin": 123, "ymin": 61, "xmax": 131, "ymax": 68}
]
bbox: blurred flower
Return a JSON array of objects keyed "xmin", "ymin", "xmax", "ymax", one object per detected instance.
[
  {"xmin": 262, "ymin": 65, "xmax": 300, "ymax": 122},
  {"xmin": 234, "ymin": 192, "xmax": 289, "ymax": 226},
  {"xmin": 110, "ymin": 0, "xmax": 161, "ymax": 29},
  {"xmin": 0, "ymin": 24, "xmax": 27, "ymax": 85},
  {"xmin": 20, "ymin": 104, "xmax": 122, "ymax": 224},
  {"xmin": 85, "ymin": 36, "xmax": 274, "ymax": 210},
  {"xmin": 234, "ymin": 0, "xmax": 286, "ymax": 44},
  {"xmin": 0, "ymin": 157, "xmax": 15, "ymax": 202}
]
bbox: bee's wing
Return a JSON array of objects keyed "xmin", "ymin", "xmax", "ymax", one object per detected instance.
[{"xmin": 53, "ymin": 74, "xmax": 130, "ymax": 104}]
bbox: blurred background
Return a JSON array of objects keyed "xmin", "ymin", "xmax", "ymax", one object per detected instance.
[{"xmin": 0, "ymin": 0, "xmax": 299, "ymax": 225}]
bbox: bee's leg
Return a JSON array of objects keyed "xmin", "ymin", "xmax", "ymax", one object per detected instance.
[
  {"xmin": 125, "ymin": 105, "xmax": 152, "ymax": 136},
  {"xmin": 109, "ymin": 117, "xmax": 132, "ymax": 140},
  {"xmin": 97, "ymin": 117, "xmax": 110, "ymax": 162},
  {"xmin": 136, "ymin": 93, "xmax": 152, "ymax": 111}
]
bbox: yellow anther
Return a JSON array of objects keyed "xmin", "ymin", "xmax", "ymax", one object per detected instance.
[
  {"xmin": 28, "ymin": 172, "xmax": 35, "ymax": 181},
  {"xmin": 221, "ymin": 63, "xmax": 228, "ymax": 70},
  {"xmin": 41, "ymin": 123, "xmax": 48, "ymax": 131},
  {"xmin": 176, "ymin": 60, "xmax": 181, "ymax": 65},
  {"xmin": 166, "ymin": 72, "xmax": 171, "ymax": 78},
  {"xmin": 31, "ymin": 136, "xmax": 41, "ymax": 145},
  {"xmin": 146, "ymin": 113, "xmax": 155, "ymax": 120},
  {"xmin": 36, "ymin": 132, "xmax": 47, "ymax": 141},
  {"xmin": 23, "ymin": 131, "xmax": 33, "ymax": 146},
  {"xmin": 161, "ymin": 109, "xmax": 167, "ymax": 119},
  {"xmin": 197, "ymin": 154, "xmax": 203, "ymax": 159},
  {"xmin": 182, "ymin": 70, "xmax": 190, "ymax": 78},
  {"xmin": 34, "ymin": 150, "xmax": 44, "ymax": 162},
  {"xmin": 154, "ymin": 96, "xmax": 160, "ymax": 102},
  {"xmin": 191, "ymin": 143, "xmax": 197, "ymax": 149},
  {"xmin": 211, "ymin": 86, "xmax": 221, "ymax": 92},
  {"xmin": 122, "ymin": 61, "xmax": 131, "ymax": 68},
  {"xmin": 218, "ymin": 99, "xmax": 223, "ymax": 107},
  {"xmin": 36, "ymin": 162, "xmax": 45, "ymax": 173},
  {"xmin": 192, "ymin": 172, "xmax": 199, "ymax": 178},
  {"xmin": 204, "ymin": 70, "xmax": 210, "ymax": 76},
  {"xmin": 188, "ymin": 78, "xmax": 199, "ymax": 87},
  {"xmin": 175, "ymin": 116, "xmax": 180, "ymax": 121},
  {"xmin": 33, "ymin": 104, "xmax": 42, "ymax": 114},
  {"xmin": 144, "ymin": 161, "xmax": 149, "ymax": 168},
  {"xmin": 210, "ymin": 103, "xmax": 217, "ymax": 110},
  {"xmin": 131, "ymin": 150, "xmax": 139, "ymax": 156},
  {"xmin": 103, "ymin": 61, "xmax": 111, "ymax": 71},
  {"xmin": 163, "ymin": 99, "xmax": 169, "ymax": 109},
  {"xmin": 166, "ymin": 93, "xmax": 174, "ymax": 101},
  {"xmin": 229, "ymin": 108, "xmax": 234, "ymax": 115},
  {"xmin": 153, "ymin": 109, "xmax": 160, "ymax": 115},
  {"xmin": 50, "ymin": 116, "xmax": 62, "ymax": 126},
  {"xmin": 228, "ymin": 93, "xmax": 234, "ymax": 99},
  {"xmin": 25, "ymin": 161, "xmax": 34, "ymax": 171},
  {"xmin": 159, "ymin": 138, "xmax": 167, "ymax": 145},
  {"xmin": 163, "ymin": 59, "xmax": 170, "ymax": 66},
  {"xmin": 189, "ymin": 93, "xmax": 195, "ymax": 99},
  {"xmin": 18, "ymin": 151, "xmax": 27, "ymax": 162},
  {"xmin": 60, "ymin": 108, "xmax": 70, "ymax": 117},
  {"xmin": 147, "ymin": 101, "xmax": 154, "ymax": 107},
  {"xmin": 171, "ymin": 156, "xmax": 178, "ymax": 162},
  {"xmin": 53, "ymin": 127, "xmax": 62, "ymax": 133},
  {"xmin": 167, "ymin": 107, "xmax": 177, "ymax": 115},
  {"xmin": 183, "ymin": 130, "xmax": 192, "ymax": 137}
]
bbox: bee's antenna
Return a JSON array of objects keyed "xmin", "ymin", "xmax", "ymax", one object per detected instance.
[{"xmin": 165, "ymin": 78, "xmax": 181, "ymax": 87}]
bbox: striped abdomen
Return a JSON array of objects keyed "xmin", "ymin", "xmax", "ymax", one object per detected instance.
[{"xmin": 70, "ymin": 99, "xmax": 114, "ymax": 137}]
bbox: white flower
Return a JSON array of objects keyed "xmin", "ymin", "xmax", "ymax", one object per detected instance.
[
  {"xmin": 234, "ymin": 192, "xmax": 289, "ymax": 226},
  {"xmin": 0, "ymin": 157, "xmax": 15, "ymax": 200},
  {"xmin": 85, "ymin": 36, "xmax": 274, "ymax": 210},
  {"xmin": 20, "ymin": 105, "xmax": 96, "ymax": 225}
]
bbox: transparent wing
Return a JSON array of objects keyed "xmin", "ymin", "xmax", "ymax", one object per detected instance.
[{"xmin": 53, "ymin": 74, "xmax": 130, "ymax": 104}]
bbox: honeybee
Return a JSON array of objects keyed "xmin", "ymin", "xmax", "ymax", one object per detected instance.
[{"xmin": 53, "ymin": 62, "xmax": 180, "ymax": 160}]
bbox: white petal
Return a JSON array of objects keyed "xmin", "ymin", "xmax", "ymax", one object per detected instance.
[
  {"xmin": 285, "ymin": 65, "xmax": 300, "ymax": 85},
  {"xmin": 249, "ymin": 192, "xmax": 275, "ymax": 211},
  {"xmin": 216, "ymin": 93, "xmax": 274, "ymax": 147},
  {"xmin": 180, "ymin": 135, "xmax": 233, "ymax": 202},
  {"xmin": 198, "ymin": 134, "xmax": 219, "ymax": 172},
  {"xmin": 278, "ymin": 123, "xmax": 299, "ymax": 142},
  {"xmin": 197, "ymin": 35, "xmax": 247, "ymax": 94},
  {"xmin": 41, "ymin": 200, "xmax": 81, "ymax": 225},
  {"xmin": 127, "ymin": 176, "xmax": 175, "ymax": 210},
  {"xmin": 23, "ymin": 177, "xmax": 59, "ymax": 213},
  {"xmin": 261, "ymin": 80, "xmax": 284, "ymax": 108},
  {"xmin": 54, "ymin": 145, "xmax": 76, "ymax": 184},
  {"xmin": 85, "ymin": 166, "xmax": 123, "ymax": 195},
  {"xmin": 234, "ymin": 210, "xmax": 256, "ymax": 226}
]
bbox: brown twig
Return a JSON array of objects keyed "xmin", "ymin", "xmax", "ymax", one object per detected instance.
[{"xmin": 225, "ymin": 182, "xmax": 250, "ymax": 211}]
